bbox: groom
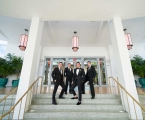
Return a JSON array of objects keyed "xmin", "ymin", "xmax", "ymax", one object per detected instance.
[{"xmin": 70, "ymin": 62, "xmax": 85, "ymax": 105}]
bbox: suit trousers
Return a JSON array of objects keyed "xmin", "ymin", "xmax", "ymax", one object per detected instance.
[
  {"xmin": 65, "ymin": 77, "xmax": 72, "ymax": 93},
  {"xmin": 82, "ymin": 77, "xmax": 95, "ymax": 97},
  {"xmin": 52, "ymin": 81, "xmax": 65, "ymax": 102},
  {"xmin": 71, "ymin": 82, "xmax": 82, "ymax": 101}
]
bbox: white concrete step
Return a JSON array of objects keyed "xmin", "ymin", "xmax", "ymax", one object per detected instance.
[
  {"xmin": 32, "ymin": 98, "xmax": 122, "ymax": 105},
  {"xmin": 24, "ymin": 93, "xmax": 129, "ymax": 120},
  {"xmin": 24, "ymin": 111, "xmax": 129, "ymax": 119},
  {"xmin": 0, "ymin": 94, "xmax": 16, "ymax": 99},
  {"xmin": 36, "ymin": 94, "xmax": 120, "ymax": 99},
  {"xmin": 29, "ymin": 104, "xmax": 124, "ymax": 112},
  {"xmin": 24, "ymin": 118, "xmax": 130, "ymax": 120}
]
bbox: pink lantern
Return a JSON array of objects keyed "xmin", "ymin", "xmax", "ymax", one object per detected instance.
[
  {"xmin": 72, "ymin": 31, "xmax": 79, "ymax": 52},
  {"xmin": 124, "ymin": 29, "xmax": 133, "ymax": 50},
  {"xmin": 19, "ymin": 29, "xmax": 28, "ymax": 51}
]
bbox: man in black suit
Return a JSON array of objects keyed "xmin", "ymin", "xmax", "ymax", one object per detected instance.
[
  {"xmin": 70, "ymin": 62, "xmax": 85, "ymax": 105},
  {"xmin": 64, "ymin": 63, "xmax": 73, "ymax": 94},
  {"xmin": 52, "ymin": 62, "xmax": 65, "ymax": 105},
  {"xmin": 82, "ymin": 61, "xmax": 96, "ymax": 99}
]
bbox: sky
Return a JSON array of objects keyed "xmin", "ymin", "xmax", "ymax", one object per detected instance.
[{"xmin": 0, "ymin": 40, "xmax": 7, "ymax": 58}]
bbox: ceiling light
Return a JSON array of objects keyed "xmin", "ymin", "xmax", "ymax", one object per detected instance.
[
  {"xmin": 19, "ymin": 29, "xmax": 28, "ymax": 51},
  {"xmin": 72, "ymin": 31, "xmax": 79, "ymax": 52},
  {"xmin": 124, "ymin": 29, "xmax": 133, "ymax": 50}
]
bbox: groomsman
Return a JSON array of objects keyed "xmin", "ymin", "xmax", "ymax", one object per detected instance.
[
  {"xmin": 64, "ymin": 63, "xmax": 73, "ymax": 94},
  {"xmin": 82, "ymin": 61, "xmax": 96, "ymax": 99},
  {"xmin": 71, "ymin": 62, "xmax": 85, "ymax": 105},
  {"xmin": 52, "ymin": 62, "xmax": 65, "ymax": 105}
]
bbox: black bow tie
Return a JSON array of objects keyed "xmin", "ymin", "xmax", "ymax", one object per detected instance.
[{"xmin": 76, "ymin": 68, "xmax": 80, "ymax": 70}]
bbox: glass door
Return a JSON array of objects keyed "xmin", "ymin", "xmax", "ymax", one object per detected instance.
[
  {"xmin": 51, "ymin": 58, "xmax": 66, "ymax": 85},
  {"xmin": 67, "ymin": 58, "xmax": 82, "ymax": 69},
  {"xmin": 43, "ymin": 58, "xmax": 51, "ymax": 86},
  {"xmin": 84, "ymin": 58, "xmax": 99, "ymax": 86},
  {"xmin": 43, "ymin": 57, "xmax": 108, "ymax": 87},
  {"xmin": 98, "ymin": 58, "xmax": 107, "ymax": 86}
]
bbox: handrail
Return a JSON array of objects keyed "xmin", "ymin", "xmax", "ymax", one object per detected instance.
[
  {"xmin": 108, "ymin": 77, "xmax": 145, "ymax": 120},
  {"xmin": 137, "ymin": 88, "xmax": 145, "ymax": 96},
  {"xmin": 0, "ymin": 76, "xmax": 43, "ymax": 120},
  {"xmin": 0, "ymin": 87, "xmax": 17, "ymax": 118},
  {"xmin": 0, "ymin": 87, "xmax": 17, "ymax": 102},
  {"xmin": 136, "ymin": 88, "xmax": 145, "ymax": 107}
]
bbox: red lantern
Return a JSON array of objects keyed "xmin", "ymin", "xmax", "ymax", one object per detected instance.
[
  {"xmin": 19, "ymin": 29, "xmax": 28, "ymax": 51},
  {"xmin": 72, "ymin": 31, "xmax": 79, "ymax": 52},
  {"xmin": 124, "ymin": 29, "xmax": 133, "ymax": 50}
]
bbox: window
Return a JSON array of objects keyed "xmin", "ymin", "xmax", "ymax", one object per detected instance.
[{"xmin": 0, "ymin": 40, "xmax": 8, "ymax": 58}]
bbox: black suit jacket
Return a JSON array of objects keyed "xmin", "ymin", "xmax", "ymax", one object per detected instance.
[
  {"xmin": 86, "ymin": 65, "xmax": 96, "ymax": 79},
  {"xmin": 52, "ymin": 67, "xmax": 63, "ymax": 83},
  {"xmin": 73, "ymin": 68, "xmax": 85, "ymax": 84},
  {"xmin": 64, "ymin": 67, "xmax": 73, "ymax": 79}
]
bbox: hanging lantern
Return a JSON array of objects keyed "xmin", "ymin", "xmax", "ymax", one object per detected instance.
[
  {"xmin": 19, "ymin": 29, "xmax": 28, "ymax": 51},
  {"xmin": 124, "ymin": 29, "xmax": 133, "ymax": 50},
  {"xmin": 72, "ymin": 31, "xmax": 79, "ymax": 52}
]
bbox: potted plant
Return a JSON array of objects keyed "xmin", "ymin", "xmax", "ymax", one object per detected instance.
[
  {"xmin": 131, "ymin": 55, "xmax": 145, "ymax": 88},
  {"xmin": 10, "ymin": 55, "xmax": 23, "ymax": 87},
  {"xmin": 0, "ymin": 56, "xmax": 14, "ymax": 87}
]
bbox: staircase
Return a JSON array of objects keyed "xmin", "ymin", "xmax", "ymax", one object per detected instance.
[
  {"xmin": 24, "ymin": 94, "xmax": 130, "ymax": 120},
  {"xmin": 0, "ymin": 94, "xmax": 15, "ymax": 114}
]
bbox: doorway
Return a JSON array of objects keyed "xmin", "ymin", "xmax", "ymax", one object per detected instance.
[{"xmin": 43, "ymin": 57, "xmax": 107, "ymax": 87}]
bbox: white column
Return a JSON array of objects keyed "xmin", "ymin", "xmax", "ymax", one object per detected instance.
[
  {"xmin": 109, "ymin": 17, "xmax": 142, "ymax": 119},
  {"xmin": 13, "ymin": 17, "xmax": 43, "ymax": 119},
  {"xmin": 107, "ymin": 45, "xmax": 117, "ymax": 87}
]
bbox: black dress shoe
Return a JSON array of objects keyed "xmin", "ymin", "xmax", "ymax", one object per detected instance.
[
  {"xmin": 76, "ymin": 102, "xmax": 81, "ymax": 105},
  {"xmin": 81, "ymin": 91, "xmax": 85, "ymax": 94},
  {"xmin": 52, "ymin": 101, "xmax": 57, "ymax": 105},
  {"xmin": 91, "ymin": 96, "xmax": 95, "ymax": 99},
  {"xmin": 59, "ymin": 97, "xmax": 65, "ymax": 99},
  {"xmin": 65, "ymin": 92, "xmax": 67, "ymax": 94},
  {"xmin": 71, "ymin": 97, "xmax": 78, "ymax": 99}
]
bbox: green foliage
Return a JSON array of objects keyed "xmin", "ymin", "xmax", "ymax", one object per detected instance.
[
  {"xmin": 0, "ymin": 53, "xmax": 23, "ymax": 78},
  {"xmin": 131, "ymin": 55, "xmax": 145, "ymax": 78},
  {"xmin": 0, "ymin": 58, "xmax": 14, "ymax": 78},
  {"xmin": 11, "ymin": 56, "xmax": 23, "ymax": 79}
]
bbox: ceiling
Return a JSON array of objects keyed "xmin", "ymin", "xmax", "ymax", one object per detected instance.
[
  {"xmin": 0, "ymin": 0, "xmax": 145, "ymax": 21},
  {"xmin": 0, "ymin": 16, "xmax": 31, "ymax": 43},
  {"xmin": 0, "ymin": 15, "xmax": 145, "ymax": 47}
]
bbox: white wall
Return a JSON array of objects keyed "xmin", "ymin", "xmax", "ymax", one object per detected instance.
[
  {"xmin": 5, "ymin": 42, "xmax": 25, "ymax": 57},
  {"xmin": 129, "ymin": 42, "xmax": 145, "ymax": 59},
  {"xmin": 4, "ymin": 42, "xmax": 25, "ymax": 86}
]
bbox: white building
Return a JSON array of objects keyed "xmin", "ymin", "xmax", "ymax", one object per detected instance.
[{"xmin": 0, "ymin": 0, "xmax": 145, "ymax": 119}]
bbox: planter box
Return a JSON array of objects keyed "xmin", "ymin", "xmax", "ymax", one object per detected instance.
[{"xmin": 0, "ymin": 78, "xmax": 8, "ymax": 87}]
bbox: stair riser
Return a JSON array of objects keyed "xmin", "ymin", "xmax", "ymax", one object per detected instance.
[
  {"xmin": 32, "ymin": 99, "xmax": 121, "ymax": 105},
  {"xmin": 24, "ymin": 112, "xmax": 129, "ymax": 119},
  {"xmin": 0, "ymin": 101, "xmax": 15, "ymax": 105},
  {"xmin": 24, "ymin": 118, "xmax": 130, "ymax": 120},
  {"xmin": 0, "ymin": 106, "xmax": 12, "ymax": 111},
  {"xmin": 30, "ymin": 105, "xmax": 124, "ymax": 111},
  {"xmin": 36, "ymin": 94, "xmax": 120, "ymax": 99}
]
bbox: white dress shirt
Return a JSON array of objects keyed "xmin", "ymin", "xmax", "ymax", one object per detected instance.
[
  {"xmin": 59, "ymin": 67, "xmax": 62, "ymax": 74},
  {"xmin": 76, "ymin": 68, "xmax": 80, "ymax": 75},
  {"xmin": 68, "ymin": 67, "xmax": 71, "ymax": 71}
]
